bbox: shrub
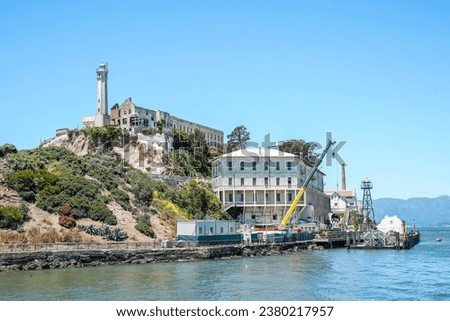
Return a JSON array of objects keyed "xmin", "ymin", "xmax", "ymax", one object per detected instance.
[
  {"xmin": 0, "ymin": 144, "xmax": 17, "ymax": 157},
  {"xmin": 82, "ymin": 125, "xmax": 121, "ymax": 148},
  {"xmin": 126, "ymin": 171, "xmax": 154, "ymax": 206},
  {"xmin": 111, "ymin": 188, "xmax": 132, "ymax": 211},
  {"xmin": 135, "ymin": 222, "xmax": 156, "ymax": 238},
  {"xmin": 0, "ymin": 205, "xmax": 26, "ymax": 229},
  {"xmin": 141, "ymin": 128, "xmax": 159, "ymax": 136},
  {"xmin": 59, "ymin": 203, "xmax": 72, "ymax": 216},
  {"xmin": 88, "ymin": 200, "xmax": 117, "ymax": 225},
  {"xmin": 58, "ymin": 215, "xmax": 77, "ymax": 229},
  {"xmin": 5, "ymin": 168, "xmax": 59, "ymax": 202},
  {"xmin": 78, "ymin": 224, "xmax": 127, "ymax": 241}
]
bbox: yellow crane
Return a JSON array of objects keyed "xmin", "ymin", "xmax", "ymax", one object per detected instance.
[{"xmin": 281, "ymin": 139, "xmax": 335, "ymax": 227}]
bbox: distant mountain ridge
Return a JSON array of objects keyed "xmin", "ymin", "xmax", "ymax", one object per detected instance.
[{"xmin": 373, "ymin": 195, "xmax": 450, "ymax": 227}]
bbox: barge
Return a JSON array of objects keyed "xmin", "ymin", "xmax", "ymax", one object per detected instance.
[{"xmin": 347, "ymin": 215, "xmax": 420, "ymax": 250}]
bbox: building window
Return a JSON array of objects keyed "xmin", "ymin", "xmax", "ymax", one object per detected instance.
[
  {"xmin": 252, "ymin": 178, "xmax": 256, "ymax": 186},
  {"xmin": 276, "ymin": 162, "xmax": 280, "ymax": 170},
  {"xmin": 210, "ymin": 227, "xmax": 214, "ymax": 234},
  {"xmin": 228, "ymin": 177, "xmax": 233, "ymax": 186},
  {"xmin": 227, "ymin": 161, "xmax": 232, "ymax": 171},
  {"xmin": 240, "ymin": 161, "xmax": 245, "ymax": 170},
  {"xmin": 264, "ymin": 177, "xmax": 269, "ymax": 186},
  {"xmin": 288, "ymin": 177, "xmax": 292, "ymax": 186},
  {"xmin": 276, "ymin": 177, "xmax": 280, "ymax": 186},
  {"xmin": 287, "ymin": 193, "xmax": 293, "ymax": 202},
  {"xmin": 251, "ymin": 215, "xmax": 256, "ymax": 220},
  {"xmin": 230, "ymin": 227, "xmax": 234, "ymax": 233},
  {"xmin": 287, "ymin": 161, "xmax": 292, "ymax": 170},
  {"xmin": 198, "ymin": 227, "xmax": 203, "ymax": 234},
  {"xmin": 252, "ymin": 161, "xmax": 256, "ymax": 170},
  {"xmin": 264, "ymin": 161, "xmax": 269, "ymax": 170},
  {"xmin": 273, "ymin": 215, "xmax": 278, "ymax": 220},
  {"xmin": 240, "ymin": 178, "xmax": 245, "ymax": 186},
  {"xmin": 220, "ymin": 227, "xmax": 224, "ymax": 234},
  {"xmin": 228, "ymin": 194, "xmax": 233, "ymax": 202},
  {"xmin": 276, "ymin": 193, "xmax": 281, "ymax": 202}
]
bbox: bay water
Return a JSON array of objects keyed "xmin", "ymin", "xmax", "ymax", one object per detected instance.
[{"xmin": 1, "ymin": 227, "xmax": 449, "ymax": 301}]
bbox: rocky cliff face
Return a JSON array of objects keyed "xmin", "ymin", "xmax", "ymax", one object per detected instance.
[{"xmin": 43, "ymin": 131, "xmax": 170, "ymax": 174}]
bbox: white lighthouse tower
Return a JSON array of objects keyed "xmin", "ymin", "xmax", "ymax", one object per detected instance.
[
  {"xmin": 94, "ymin": 62, "xmax": 110, "ymax": 127},
  {"xmin": 82, "ymin": 62, "xmax": 111, "ymax": 128}
]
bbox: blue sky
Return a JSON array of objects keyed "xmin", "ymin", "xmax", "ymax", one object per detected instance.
[{"xmin": 1, "ymin": 0, "xmax": 449, "ymax": 200}]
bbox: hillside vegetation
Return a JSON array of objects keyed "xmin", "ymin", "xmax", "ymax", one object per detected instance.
[{"xmin": 0, "ymin": 145, "xmax": 229, "ymax": 244}]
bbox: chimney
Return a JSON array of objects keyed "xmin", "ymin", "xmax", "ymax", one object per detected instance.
[{"xmin": 341, "ymin": 164, "xmax": 347, "ymax": 190}]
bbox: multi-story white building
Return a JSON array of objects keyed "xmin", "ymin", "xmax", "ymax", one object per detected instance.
[{"xmin": 211, "ymin": 148, "xmax": 331, "ymax": 226}]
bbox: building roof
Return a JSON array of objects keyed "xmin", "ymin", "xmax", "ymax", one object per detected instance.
[
  {"xmin": 324, "ymin": 190, "xmax": 357, "ymax": 198},
  {"xmin": 220, "ymin": 147, "xmax": 298, "ymax": 158}
]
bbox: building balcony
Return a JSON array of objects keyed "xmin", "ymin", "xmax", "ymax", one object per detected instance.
[{"xmin": 222, "ymin": 201, "xmax": 306, "ymax": 208}]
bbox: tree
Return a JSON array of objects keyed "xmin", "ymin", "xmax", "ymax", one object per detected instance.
[
  {"xmin": 175, "ymin": 180, "xmax": 227, "ymax": 219},
  {"xmin": 188, "ymin": 129, "xmax": 211, "ymax": 176},
  {"xmin": 226, "ymin": 125, "xmax": 250, "ymax": 152},
  {"xmin": 278, "ymin": 139, "xmax": 319, "ymax": 163}
]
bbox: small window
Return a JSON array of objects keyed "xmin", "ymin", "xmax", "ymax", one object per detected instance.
[
  {"xmin": 228, "ymin": 177, "xmax": 233, "ymax": 186},
  {"xmin": 276, "ymin": 177, "xmax": 280, "ymax": 186},
  {"xmin": 264, "ymin": 177, "xmax": 269, "ymax": 186},
  {"xmin": 198, "ymin": 227, "xmax": 203, "ymax": 234},
  {"xmin": 251, "ymin": 215, "xmax": 256, "ymax": 220},
  {"xmin": 276, "ymin": 193, "xmax": 281, "ymax": 202},
  {"xmin": 287, "ymin": 193, "xmax": 293, "ymax": 202},
  {"xmin": 264, "ymin": 161, "xmax": 269, "ymax": 170},
  {"xmin": 210, "ymin": 227, "xmax": 214, "ymax": 234},
  {"xmin": 288, "ymin": 177, "xmax": 292, "ymax": 186},
  {"xmin": 252, "ymin": 161, "xmax": 257, "ymax": 170},
  {"xmin": 240, "ymin": 161, "xmax": 245, "ymax": 170},
  {"xmin": 220, "ymin": 227, "xmax": 224, "ymax": 233},
  {"xmin": 240, "ymin": 177, "xmax": 245, "ymax": 186},
  {"xmin": 252, "ymin": 178, "xmax": 256, "ymax": 186},
  {"xmin": 230, "ymin": 227, "xmax": 234, "ymax": 233},
  {"xmin": 287, "ymin": 161, "xmax": 292, "ymax": 170},
  {"xmin": 273, "ymin": 215, "xmax": 278, "ymax": 220},
  {"xmin": 228, "ymin": 193, "xmax": 233, "ymax": 202},
  {"xmin": 227, "ymin": 161, "xmax": 232, "ymax": 171},
  {"xmin": 276, "ymin": 162, "xmax": 280, "ymax": 170}
]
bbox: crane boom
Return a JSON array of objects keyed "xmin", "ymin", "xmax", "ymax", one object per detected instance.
[{"xmin": 281, "ymin": 139, "xmax": 335, "ymax": 227}]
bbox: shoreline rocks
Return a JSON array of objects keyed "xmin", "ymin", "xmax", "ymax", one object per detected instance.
[{"xmin": 0, "ymin": 241, "xmax": 314, "ymax": 272}]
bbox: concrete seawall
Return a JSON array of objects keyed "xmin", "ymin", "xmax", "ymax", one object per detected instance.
[{"xmin": 0, "ymin": 241, "xmax": 315, "ymax": 272}]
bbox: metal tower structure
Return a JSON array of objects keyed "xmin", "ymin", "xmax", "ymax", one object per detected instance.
[{"xmin": 361, "ymin": 177, "xmax": 375, "ymax": 223}]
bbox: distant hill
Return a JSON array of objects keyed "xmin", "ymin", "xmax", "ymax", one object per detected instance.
[{"xmin": 373, "ymin": 196, "xmax": 450, "ymax": 227}]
